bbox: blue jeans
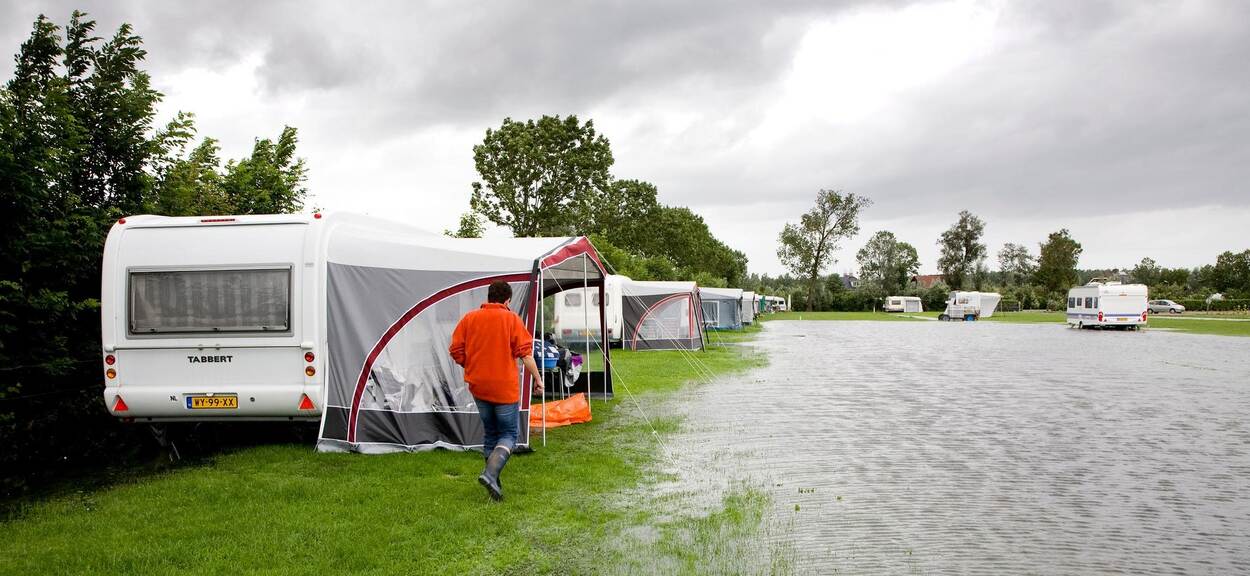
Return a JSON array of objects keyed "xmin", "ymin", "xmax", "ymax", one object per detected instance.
[{"xmin": 475, "ymin": 399, "xmax": 519, "ymax": 455}]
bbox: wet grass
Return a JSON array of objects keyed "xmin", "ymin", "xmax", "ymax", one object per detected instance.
[{"xmin": 0, "ymin": 344, "xmax": 768, "ymax": 575}]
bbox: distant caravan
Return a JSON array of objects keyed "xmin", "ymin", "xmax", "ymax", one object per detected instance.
[
  {"xmin": 939, "ymin": 291, "xmax": 1001, "ymax": 321},
  {"xmin": 884, "ymin": 296, "xmax": 923, "ymax": 313},
  {"xmin": 1066, "ymin": 280, "xmax": 1148, "ymax": 330}
]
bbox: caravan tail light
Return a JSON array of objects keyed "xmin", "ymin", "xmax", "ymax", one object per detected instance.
[
  {"xmin": 1098, "ymin": 311, "xmax": 1104, "ymax": 322},
  {"xmin": 1142, "ymin": 311, "xmax": 1148, "ymax": 322},
  {"xmin": 298, "ymin": 394, "xmax": 315, "ymax": 411},
  {"xmin": 112, "ymin": 396, "xmax": 129, "ymax": 412},
  {"xmin": 105, "ymin": 368, "xmax": 117, "ymax": 379},
  {"xmin": 304, "ymin": 351, "xmax": 315, "ymax": 363},
  {"xmin": 104, "ymin": 354, "xmax": 116, "ymax": 366},
  {"xmin": 117, "ymin": 218, "xmax": 126, "ymax": 225},
  {"xmin": 313, "ymin": 212, "xmax": 322, "ymax": 219}
]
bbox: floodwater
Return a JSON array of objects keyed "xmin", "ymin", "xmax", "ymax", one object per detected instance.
[{"xmin": 660, "ymin": 321, "xmax": 1250, "ymax": 574}]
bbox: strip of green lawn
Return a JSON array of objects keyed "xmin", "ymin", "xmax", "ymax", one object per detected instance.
[
  {"xmin": 0, "ymin": 343, "xmax": 768, "ymax": 575},
  {"xmin": 984, "ymin": 311, "xmax": 1250, "ymax": 337},
  {"xmin": 760, "ymin": 311, "xmax": 922, "ymax": 322},
  {"xmin": 756, "ymin": 309, "xmax": 1250, "ymax": 337}
]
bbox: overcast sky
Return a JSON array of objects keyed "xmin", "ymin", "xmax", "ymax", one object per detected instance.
[{"xmin": 3, "ymin": 0, "xmax": 1248, "ymax": 276}]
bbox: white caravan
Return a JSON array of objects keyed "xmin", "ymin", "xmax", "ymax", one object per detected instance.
[
  {"xmin": 939, "ymin": 291, "xmax": 1002, "ymax": 321},
  {"xmin": 553, "ymin": 273, "xmax": 628, "ymax": 346},
  {"xmin": 102, "ymin": 214, "xmax": 326, "ymax": 422},
  {"xmin": 884, "ymin": 296, "xmax": 923, "ymax": 313},
  {"xmin": 101, "ymin": 213, "xmax": 610, "ymax": 426},
  {"xmin": 1066, "ymin": 280, "xmax": 1148, "ymax": 329}
]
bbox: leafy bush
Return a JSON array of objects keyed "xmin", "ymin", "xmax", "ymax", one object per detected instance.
[{"xmin": 1175, "ymin": 299, "xmax": 1250, "ymax": 312}]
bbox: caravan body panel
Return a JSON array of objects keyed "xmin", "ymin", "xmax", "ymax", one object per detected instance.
[
  {"xmin": 101, "ymin": 216, "xmax": 321, "ymax": 421},
  {"xmin": 1067, "ymin": 282, "xmax": 1148, "ymax": 328}
]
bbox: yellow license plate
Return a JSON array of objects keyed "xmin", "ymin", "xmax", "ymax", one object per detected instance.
[{"xmin": 187, "ymin": 395, "xmax": 238, "ymax": 409}]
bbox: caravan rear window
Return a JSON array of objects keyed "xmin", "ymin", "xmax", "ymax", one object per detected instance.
[
  {"xmin": 129, "ymin": 268, "xmax": 291, "ymax": 335},
  {"xmin": 564, "ymin": 292, "xmax": 583, "ymax": 307}
]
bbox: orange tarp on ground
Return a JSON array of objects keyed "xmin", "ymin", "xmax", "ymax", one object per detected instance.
[{"xmin": 529, "ymin": 393, "xmax": 592, "ymax": 429}]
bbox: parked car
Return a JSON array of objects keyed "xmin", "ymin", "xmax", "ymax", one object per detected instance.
[{"xmin": 1148, "ymin": 299, "xmax": 1185, "ymax": 314}]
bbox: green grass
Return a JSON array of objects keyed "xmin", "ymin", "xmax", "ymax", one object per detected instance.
[
  {"xmin": 983, "ymin": 310, "xmax": 1250, "ymax": 337},
  {"xmin": 0, "ymin": 344, "xmax": 768, "ymax": 576},
  {"xmin": 760, "ymin": 311, "xmax": 922, "ymax": 322}
]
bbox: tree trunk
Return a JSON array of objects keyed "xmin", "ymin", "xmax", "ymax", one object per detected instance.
[{"xmin": 806, "ymin": 273, "xmax": 818, "ymax": 312}]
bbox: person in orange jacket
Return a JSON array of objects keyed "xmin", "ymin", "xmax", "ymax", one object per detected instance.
[{"xmin": 449, "ymin": 280, "xmax": 542, "ymax": 501}]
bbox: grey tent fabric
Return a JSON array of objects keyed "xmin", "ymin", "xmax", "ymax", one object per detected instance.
[
  {"xmin": 316, "ymin": 233, "xmax": 609, "ymax": 454},
  {"xmin": 620, "ymin": 281, "xmax": 704, "ymax": 351},
  {"xmin": 699, "ymin": 287, "xmax": 743, "ymax": 330}
]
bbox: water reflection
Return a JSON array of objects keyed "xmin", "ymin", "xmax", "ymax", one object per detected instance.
[{"xmin": 662, "ymin": 321, "xmax": 1250, "ymax": 574}]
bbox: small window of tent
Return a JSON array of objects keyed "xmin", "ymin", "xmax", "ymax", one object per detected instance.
[
  {"xmin": 701, "ymin": 300, "xmax": 720, "ymax": 325},
  {"xmin": 640, "ymin": 297, "xmax": 692, "ymax": 341},
  {"xmin": 564, "ymin": 292, "xmax": 582, "ymax": 307}
]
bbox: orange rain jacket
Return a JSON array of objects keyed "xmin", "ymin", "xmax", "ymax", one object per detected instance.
[{"xmin": 449, "ymin": 302, "xmax": 532, "ymax": 404}]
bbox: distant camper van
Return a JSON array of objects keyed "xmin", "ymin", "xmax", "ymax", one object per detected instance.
[
  {"xmin": 553, "ymin": 274, "xmax": 627, "ymax": 346},
  {"xmin": 939, "ymin": 291, "xmax": 1001, "ymax": 321},
  {"xmin": 884, "ymin": 296, "xmax": 922, "ymax": 313},
  {"xmin": 1067, "ymin": 280, "xmax": 1148, "ymax": 330}
]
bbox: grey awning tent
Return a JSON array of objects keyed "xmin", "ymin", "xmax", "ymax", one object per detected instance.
[
  {"xmin": 699, "ymin": 287, "xmax": 744, "ymax": 330},
  {"xmin": 621, "ymin": 280, "xmax": 704, "ymax": 351},
  {"xmin": 316, "ymin": 227, "xmax": 610, "ymax": 454},
  {"xmin": 741, "ymin": 291, "xmax": 756, "ymax": 324}
]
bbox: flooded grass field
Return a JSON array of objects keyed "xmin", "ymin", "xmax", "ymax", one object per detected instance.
[{"xmin": 660, "ymin": 321, "xmax": 1250, "ymax": 574}]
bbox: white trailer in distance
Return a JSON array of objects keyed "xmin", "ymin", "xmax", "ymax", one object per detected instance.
[
  {"xmin": 939, "ymin": 291, "xmax": 1002, "ymax": 321},
  {"xmin": 1066, "ymin": 280, "xmax": 1148, "ymax": 330},
  {"xmin": 553, "ymin": 273, "xmax": 628, "ymax": 346}
]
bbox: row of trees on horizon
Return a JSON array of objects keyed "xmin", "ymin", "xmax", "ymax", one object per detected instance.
[{"xmin": 769, "ymin": 191, "xmax": 1250, "ymax": 312}]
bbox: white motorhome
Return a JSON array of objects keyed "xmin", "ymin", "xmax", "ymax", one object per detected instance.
[
  {"xmin": 939, "ymin": 291, "xmax": 1002, "ymax": 321},
  {"xmin": 553, "ymin": 273, "xmax": 628, "ymax": 346},
  {"xmin": 1067, "ymin": 280, "xmax": 1148, "ymax": 329},
  {"xmin": 884, "ymin": 296, "xmax": 923, "ymax": 313}
]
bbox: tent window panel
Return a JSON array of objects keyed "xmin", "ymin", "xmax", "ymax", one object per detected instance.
[
  {"xmin": 368, "ymin": 289, "xmax": 484, "ymax": 414},
  {"xmin": 640, "ymin": 298, "xmax": 691, "ymax": 341},
  {"xmin": 129, "ymin": 268, "xmax": 290, "ymax": 334}
]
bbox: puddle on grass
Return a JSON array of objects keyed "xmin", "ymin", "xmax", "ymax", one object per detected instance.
[{"xmin": 650, "ymin": 321, "xmax": 1250, "ymax": 574}]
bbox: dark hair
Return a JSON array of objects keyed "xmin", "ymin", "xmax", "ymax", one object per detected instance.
[{"xmin": 487, "ymin": 281, "xmax": 513, "ymax": 304}]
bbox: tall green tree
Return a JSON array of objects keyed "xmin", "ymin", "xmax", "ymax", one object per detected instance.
[
  {"xmin": 1210, "ymin": 249, "xmax": 1250, "ymax": 295},
  {"xmin": 856, "ymin": 230, "xmax": 920, "ymax": 296},
  {"xmin": 777, "ymin": 189, "xmax": 871, "ymax": 311},
  {"xmin": 1035, "ymin": 228, "xmax": 1083, "ymax": 293},
  {"xmin": 221, "ymin": 126, "xmax": 307, "ymax": 214},
  {"xmin": 0, "ymin": 12, "xmax": 308, "ymax": 495},
  {"xmin": 1131, "ymin": 257, "xmax": 1161, "ymax": 286},
  {"xmin": 586, "ymin": 178, "xmax": 659, "ymax": 251},
  {"xmin": 444, "ymin": 211, "xmax": 485, "ymax": 238},
  {"xmin": 936, "ymin": 210, "xmax": 986, "ymax": 290},
  {"xmin": 997, "ymin": 242, "xmax": 1035, "ymax": 287},
  {"xmin": 470, "ymin": 115, "xmax": 613, "ymax": 237}
]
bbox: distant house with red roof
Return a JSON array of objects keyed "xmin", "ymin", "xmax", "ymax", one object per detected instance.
[{"xmin": 911, "ymin": 274, "xmax": 944, "ymax": 289}]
